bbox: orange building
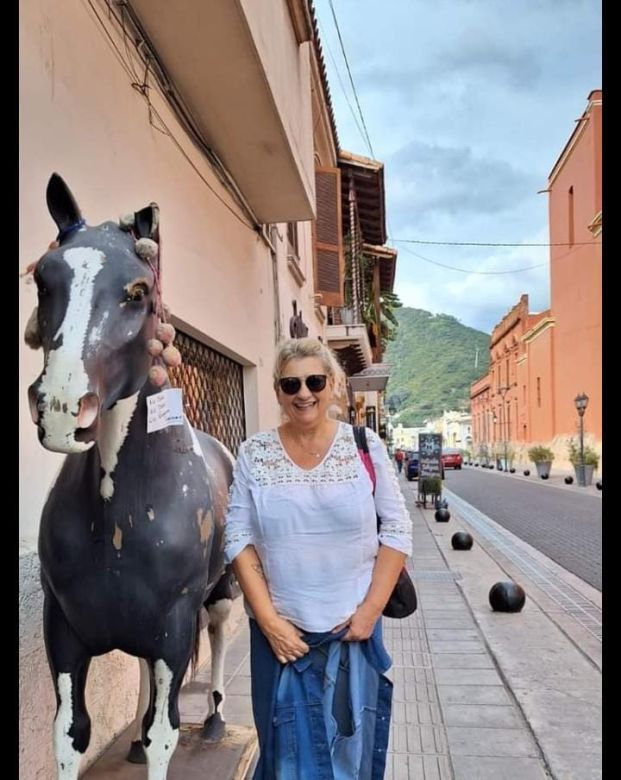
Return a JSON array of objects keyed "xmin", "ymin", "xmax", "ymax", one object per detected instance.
[{"xmin": 471, "ymin": 91, "xmax": 602, "ymax": 470}]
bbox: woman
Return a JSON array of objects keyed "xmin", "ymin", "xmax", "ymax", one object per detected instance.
[{"xmin": 224, "ymin": 337, "xmax": 412, "ymax": 779}]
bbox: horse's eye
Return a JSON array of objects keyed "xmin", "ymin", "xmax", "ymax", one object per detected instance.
[{"xmin": 125, "ymin": 283, "xmax": 149, "ymax": 303}]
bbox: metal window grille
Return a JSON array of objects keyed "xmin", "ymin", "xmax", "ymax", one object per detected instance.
[{"xmin": 168, "ymin": 330, "xmax": 246, "ymax": 456}]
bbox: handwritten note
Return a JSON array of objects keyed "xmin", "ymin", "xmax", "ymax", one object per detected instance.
[{"xmin": 146, "ymin": 388, "xmax": 184, "ymax": 433}]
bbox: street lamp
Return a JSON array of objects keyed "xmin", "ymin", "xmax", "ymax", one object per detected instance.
[{"xmin": 574, "ymin": 392, "xmax": 589, "ymax": 486}]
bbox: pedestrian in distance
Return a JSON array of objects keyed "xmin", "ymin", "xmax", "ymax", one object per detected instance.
[
  {"xmin": 224, "ymin": 336, "xmax": 412, "ymax": 779},
  {"xmin": 395, "ymin": 448, "xmax": 405, "ymax": 473}
]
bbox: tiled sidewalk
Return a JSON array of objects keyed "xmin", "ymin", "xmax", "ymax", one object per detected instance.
[
  {"xmin": 386, "ymin": 492, "xmax": 549, "ymax": 779},
  {"xmin": 194, "ymin": 485, "xmax": 550, "ymax": 779}
]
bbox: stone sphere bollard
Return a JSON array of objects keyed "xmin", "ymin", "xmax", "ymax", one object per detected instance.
[
  {"xmin": 489, "ymin": 582, "xmax": 526, "ymax": 613},
  {"xmin": 596, "ymin": 481, "xmax": 602, "ymax": 490},
  {"xmin": 509, "ymin": 468, "xmax": 516, "ymax": 473},
  {"xmin": 541, "ymin": 473, "xmax": 549, "ymax": 480},
  {"xmin": 474, "ymin": 462, "xmax": 479, "ymax": 467},
  {"xmin": 523, "ymin": 469, "xmax": 530, "ymax": 476},
  {"xmin": 451, "ymin": 532, "xmax": 473, "ymax": 550},
  {"xmin": 564, "ymin": 476, "xmax": 574, "ymax": 485},
  {"xmin": 489, "ymin": 464, "xmax": 494, "ymax": 470},
  {"xmin": 435, "ymin": 508, "xmax": 451, "ymax": 523}
]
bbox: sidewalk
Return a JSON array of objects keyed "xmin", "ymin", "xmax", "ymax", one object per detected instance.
[{"xmin": 195, "ymin": 474, "xmax": 601, "ymax": 779}]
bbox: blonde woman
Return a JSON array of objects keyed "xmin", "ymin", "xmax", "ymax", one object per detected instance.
[{"xmin": 224, "ymin": 337, "xmax": 412, "ymax": 779}]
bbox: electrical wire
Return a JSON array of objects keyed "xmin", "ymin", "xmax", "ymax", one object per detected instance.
[
  {"xmin": 88, "ymin": 0, "xmax": 257, "ymax": 232},
  {"xmin": 326, "ymin": 0, "xmax": 375, "ymax": 159},
  {"xmin": 316, "ymin": 17, "xmax": 368, "ymax": 152},
  {"xmin": 392, "ymin": 237, "xmax": 601, "ymax": 247},
  {"xmin": 395, "ymin": 242, "xmax": 582, "ymax": 275}
]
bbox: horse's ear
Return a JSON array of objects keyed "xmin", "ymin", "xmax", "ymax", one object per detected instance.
[
  {"xmin": 134, "ymin": 203, "xmax": 160, "ymax": 243},
  {"xmin": 46, "ymin": 174, "xmax": 82, "ymax": 237}
]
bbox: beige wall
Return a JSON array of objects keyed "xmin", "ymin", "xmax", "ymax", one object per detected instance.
[
  {"xmin": 20, "ymin": 0, "xmax": 322, "ymax": 775},
  {"xmin": 240, "ymin": 0, "xmax": 316, "ymax": 197}
]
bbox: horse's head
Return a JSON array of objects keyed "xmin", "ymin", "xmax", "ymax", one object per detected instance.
[{"xmin": 27, "ymin": 174, "xmax": 161, "ymax": 453}]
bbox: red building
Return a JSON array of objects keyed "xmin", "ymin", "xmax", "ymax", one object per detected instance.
[{"xmin": 471, "ymin": 91, "xmax": 602, "ymax": 470}]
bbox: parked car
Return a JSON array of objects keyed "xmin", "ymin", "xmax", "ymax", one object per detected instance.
[
  {"xmin": 441, "ymin": 448, "xmax": 463, "ymax": 470},
  {"xmin": 406, "ymin": 452, "xmax": 420, "ymax": 480}
]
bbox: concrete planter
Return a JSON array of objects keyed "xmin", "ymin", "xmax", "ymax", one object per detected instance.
[{"xmin": 535, "ymin": 461, "xmax": 552, "ymax": 478}]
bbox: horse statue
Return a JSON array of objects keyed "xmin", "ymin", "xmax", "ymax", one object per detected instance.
[{"xmin": 25, "ymin": 173, "xmax": 237, "ymax": 780}]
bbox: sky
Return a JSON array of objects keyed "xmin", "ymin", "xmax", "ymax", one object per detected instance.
[{"xmin": 313, "ymin": 0, "xmax": 601, "ymax": 333}]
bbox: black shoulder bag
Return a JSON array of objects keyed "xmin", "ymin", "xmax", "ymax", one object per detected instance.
[{"xmin": 353, "ymin": 426, "xmax": 417, "ymax": 619}]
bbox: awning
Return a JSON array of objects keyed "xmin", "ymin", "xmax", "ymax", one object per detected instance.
[
  {"xmin": 339, "ymin": 150, "xmax": 386, "ymax": 246},
  {"xmin": 348, "ymin": 363, "xmax": 392, "ymax": 392}
]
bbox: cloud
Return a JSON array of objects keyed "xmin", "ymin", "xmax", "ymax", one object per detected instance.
[
  {"xmin": 312, "ymin": 0, "xmax": 600, "ymax": 334},
  {"xmin": 394, "ymin": 235, "xmax": 551, "ymax": 333},
  {"xmin": 387, "ymin": 140, "xmax": 538, "ymax": 224}
]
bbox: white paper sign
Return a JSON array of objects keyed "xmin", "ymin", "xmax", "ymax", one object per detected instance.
[{"xmin": 146, "ymin": 388, "xmax": 184, "ymax": 433}]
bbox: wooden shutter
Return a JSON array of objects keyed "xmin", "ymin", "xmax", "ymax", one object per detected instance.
[{"xmin": 313, "ymin": 167, "xmax": 344, "ymax": 307}]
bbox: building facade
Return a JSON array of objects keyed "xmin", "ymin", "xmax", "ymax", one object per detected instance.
[{"xmin": 470, "ymin": 91, "xmax": 602, "ymax": 471}]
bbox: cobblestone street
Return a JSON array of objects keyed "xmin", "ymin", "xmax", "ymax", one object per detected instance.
[{"xmin": 440, "ymin": 468, "xmax": 602, "ymax": 590}]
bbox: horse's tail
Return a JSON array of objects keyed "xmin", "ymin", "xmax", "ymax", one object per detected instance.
[{"xmin": 190, "ymin": 610, "xmax": 201, "ymax": 678}]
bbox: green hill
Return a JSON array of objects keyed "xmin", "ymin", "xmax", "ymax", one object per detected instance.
[{"xmin": 384, "ymin": 308, "xmax": 490, "ymax": 427}]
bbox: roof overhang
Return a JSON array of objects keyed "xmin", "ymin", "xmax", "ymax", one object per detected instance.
[
  {"xmin": 348, "ymin": 363, "xmax": 392, "ymax": 392},
  {"xmin": 363, "ymin": 243, "xmax": 397, "ymax": 292},
  {"xmin": 339, "ymin": 150, "xmax": 386, "ymax": 245},
  {"xmin": 128, "ymin": 0, "xmax": 315, "ymax": 223}
]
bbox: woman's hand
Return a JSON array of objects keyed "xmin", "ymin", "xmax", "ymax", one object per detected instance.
[
  {"xmin": 259, "ymin": 615, "xmax": 310, "ymax": 664},
  {"xmin": 332, "ymin": 601, "xmax": 382, "ymax": 642}
]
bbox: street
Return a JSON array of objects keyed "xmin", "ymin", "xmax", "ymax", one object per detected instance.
[{"xmin": 438, "ymin": 467, "xmax": 602, "ymax": 590}]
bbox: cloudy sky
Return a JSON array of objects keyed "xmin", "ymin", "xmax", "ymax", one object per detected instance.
[{"xmin": 313, "ymin": 0, "xmax": 601, "ymax": 333}]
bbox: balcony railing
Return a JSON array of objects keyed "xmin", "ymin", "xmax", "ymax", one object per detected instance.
[{"xmin": 327, "ymin": 305, "xmax": 363, "ymax": 326}]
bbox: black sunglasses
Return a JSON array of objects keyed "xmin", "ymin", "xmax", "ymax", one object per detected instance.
[{"xmin": 278, "ymin": 374, "xmax": 328, "ymax": 395}]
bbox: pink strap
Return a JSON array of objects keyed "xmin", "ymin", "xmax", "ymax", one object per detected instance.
[{"xmin": 358, "ymin": 449, "xmax": 376, "ymax": 494}]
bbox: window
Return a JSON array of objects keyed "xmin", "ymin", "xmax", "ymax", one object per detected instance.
[
  {"xmin": 287, "ymin": 222, "xmax": 299, "ymax": 257},
  {"xmin": 568, "ymin": 186, "xmax": 575, "ymax": 246},
  {"xmin": 286, "ymin": 222, "xmax": 306, "ymax": 286},
  {"xmin": 536, "ymin": 377, "xmax": 541, "ymax": 407}
]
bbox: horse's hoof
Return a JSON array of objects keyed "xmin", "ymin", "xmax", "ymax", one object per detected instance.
[
  {"xmin": 126, "ymin": 740, "xmax": 147, "ymax": 764},
  {"xmin": 201, "ymin": 713, "xmax": 226, "ymax": 742}
]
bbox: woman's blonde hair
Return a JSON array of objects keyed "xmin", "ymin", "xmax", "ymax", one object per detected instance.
[{"xmin": 273, "ymin": 337, "xmax": 346, "ymax": 399}]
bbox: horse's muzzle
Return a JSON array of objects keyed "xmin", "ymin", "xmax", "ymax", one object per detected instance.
[{"xmin": 27, "ymin": 385, "xmax": 101, "ymax": 452}]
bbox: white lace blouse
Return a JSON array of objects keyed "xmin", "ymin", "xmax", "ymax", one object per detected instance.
[{"xmin": 223, "ymin": 422, "xmax": 412, "ymax": 632}]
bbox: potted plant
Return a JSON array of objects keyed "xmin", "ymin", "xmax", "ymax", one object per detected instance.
[
  {"xmin": 495, "ymin": 444, "xmax": 515, "ymax": 471},
  {"xmin": 528, "ymin": 445, "xmax": 554, "ymax": 478},
  {"xmin": 418, "ymin": 475, "xmax": 442, "ymax": 507},
  {"xmin": 567, "ymin": 440, "xmax": 599, "ymax": 486}
]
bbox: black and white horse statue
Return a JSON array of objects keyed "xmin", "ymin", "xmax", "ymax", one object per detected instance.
[{"xmin": 26, "ymin": 174, "xmax": 236, "ymax": 779}]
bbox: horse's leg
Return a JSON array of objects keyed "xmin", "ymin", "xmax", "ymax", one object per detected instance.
[
  {"xmin": 43, "ymin": 586, "xmax": 92, "ymax": 780},
  {"xmin": 202, "ymin": 596, "xmax": 233, "ymax": 741},
  {"xmin": 142, "ymin": 609, "xmax": 197, "ymax": 780},
  {"xmin": 125, "ymin": 658, "xmax": 150, "ymax": 764}
]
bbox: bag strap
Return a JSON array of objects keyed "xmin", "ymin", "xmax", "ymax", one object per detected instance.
[
  {"xmin": 354, "ymin": 425, "xmax": 381, "ymax": 537},
  {"xmin": 353, "ymin": 425, "xmax": 376, "ymax": 494}
]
